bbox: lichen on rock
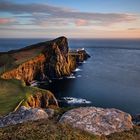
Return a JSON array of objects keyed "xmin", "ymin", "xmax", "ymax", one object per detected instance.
[
  {"xmin": 59, "ymin": 107, "xmax": 133, "ymax": 136},
  {"xmin": 0, "ymin": 106, "xmax": 49, "ymax": 128}
]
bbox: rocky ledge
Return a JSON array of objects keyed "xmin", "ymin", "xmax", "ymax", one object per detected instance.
[{"xmin": 59, "ymin": 107, "xmax": 133, "ymax": 136}]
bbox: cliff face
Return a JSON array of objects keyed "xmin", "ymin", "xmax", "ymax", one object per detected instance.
[
  {"xmin": 0, "ymin": 37, "xmax": 89, "ymax": 84},
  {"xmin": 44, "ymin": 37, "xmax": 72, "ymax": 78},
  {"xmin": 23, "ymin": 91, "xmax": 59, "ymax": 109},
  {"xmin": 1, "ymin": 54, "xmax": 46, "ymax": 84}
]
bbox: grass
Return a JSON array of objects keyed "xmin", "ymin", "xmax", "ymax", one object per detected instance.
[
  {"xmin": 0, "ymin": 78, "xmax": 55, "ymax": 116},
  {"xmin": 106, "ymin": 126, "xmax": 140, "ymax": 140},
  {"xmin": 0, "ymin": 79, "xmax": 26, "ymax": 116},
  {"xmin": 0, "ymin": 54, "xmax": 17, "ymax": 74},
  {"xmin": 0, "ymin": 119, "xmax": 101, "ymax": 140}
]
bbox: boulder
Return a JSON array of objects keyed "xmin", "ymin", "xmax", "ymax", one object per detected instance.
[
  {"xmin": 59, "ymin": 107, "xmax": 133, "ymax": 135},
  {"xmin": 0, "ymin": 106, "xmax": 48, "ymax": 128}
]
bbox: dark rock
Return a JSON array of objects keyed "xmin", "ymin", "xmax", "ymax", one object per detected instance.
[{"xmin": 132, "ymin": 114, "xmax": 140, "ymax": 126}]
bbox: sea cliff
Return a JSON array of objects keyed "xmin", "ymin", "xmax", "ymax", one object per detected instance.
[{"xmin": 0, "ymin": 36, "xmax": 90, "ymax": 84}]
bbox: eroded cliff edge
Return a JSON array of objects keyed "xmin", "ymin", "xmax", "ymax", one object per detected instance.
[{"xmin": 0, "ymin": 36, "xmax": 90, "ymax": 85}]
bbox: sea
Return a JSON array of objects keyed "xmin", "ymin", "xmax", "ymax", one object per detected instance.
[{"xmin": 0, "ymin": 38, "xmax": 140, "ymax": 115}]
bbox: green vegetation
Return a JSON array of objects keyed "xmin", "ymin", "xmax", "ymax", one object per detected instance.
[
  {"xmin": 0, "ymin": 78, "xmax": 53, "ymax": 116},
  {"xmin": 0, "ymin": 54, "xmax": 17, "ymax": 74},
  {"xmin": 0, "ymin": 79, "xmax": 26, "ymax": 116},
  {"xmin": 107, "ymin": 126, "xmax": 140, "ymax": 140},
  {"xmin": 0, "ymin": 119, "xmax": 100, "ymax": 140}
]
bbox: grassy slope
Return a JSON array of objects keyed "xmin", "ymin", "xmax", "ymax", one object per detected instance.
[
  {"xmin": 0, "ymin": 79, "xmax": 26, "ymax": 116},
  {"xmin": 0, "ymin": 78, "xmax": 53, "ymax": 116}
]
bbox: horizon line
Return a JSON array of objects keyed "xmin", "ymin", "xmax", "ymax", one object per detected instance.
[{"xmin": 0, "ymin": 37, "xmax": 140, "ymax": 40}]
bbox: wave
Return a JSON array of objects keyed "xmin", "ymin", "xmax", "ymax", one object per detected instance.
[
  {"xmin": 73, "ymin": 68, "xmax": 82, "ymax": 72},
  {"xmin": 59, "ymin": 97, "xmax": 91, "ymax": 104},
  {"xmin": 78, "ymin": 61, "xmax": 87, "ymax": 64},
  {"xmin": 77, "ymin": 75, "xmax": 82, "ymax": 78},
  {"xmin": 66, "ymin": 73, "xmax": 76, "ymax": 79}
]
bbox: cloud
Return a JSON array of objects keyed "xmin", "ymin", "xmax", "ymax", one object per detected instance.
[
  {"xmin": 128, "ymin": 28, "xmax": 140, "ymax": 30},
  {"xmin": 0, "ymin": 18, "xmax": 15, "ymax": 24},
  {"xmin": 75, "ymin": 19, "xmax": 89, "ymax": 26},
  {"xmin": 0, "ymin": 0, "xmax": 137, "ymax": 27}
]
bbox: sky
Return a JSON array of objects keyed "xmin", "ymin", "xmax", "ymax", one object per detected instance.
[{"xmin": 0, "ymin": 0, "xmax": 140, "ymax": 38}]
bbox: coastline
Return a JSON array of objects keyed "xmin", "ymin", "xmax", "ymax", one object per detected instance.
[{"xmin": 0, "ymin": 37, "xmax": 140, "ymax": 139}]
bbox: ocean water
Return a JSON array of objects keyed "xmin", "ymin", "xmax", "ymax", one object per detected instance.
[{"xmin": 0, "ymin": 38, "xmax": 140, "ymax": 115}]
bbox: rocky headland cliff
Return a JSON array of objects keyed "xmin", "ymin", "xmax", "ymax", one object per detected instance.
[{"xmin": 0, "ymin": 36, "xmax": 90, "ymax": 85}]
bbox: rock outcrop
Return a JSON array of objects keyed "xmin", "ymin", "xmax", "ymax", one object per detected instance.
[
  {"xmin": 1, "ymin": 54, "xmax": 46, "ymax": 84},
  {"xmin": 23, "ymin": 90, "xmax": 58, "ymax": 109},
  {"xmin": 0, "ymin": 106, "xmax": 48, "ymax": 128},
  {"xmin": 70, "ymin": 49, "xmax": 90, "ymax": 62},
  {"xmin": 0, "ymin": 37, "xmax": 90, "ymax": 84},
  {"xmin": 59, "ymin": 107, "xmax": 133, "ymax": 136}
]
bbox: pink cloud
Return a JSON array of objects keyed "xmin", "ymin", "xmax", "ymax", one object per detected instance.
[
  {"xmin": 75, "ymin": 19, "xmax": 89, "ymax": 26},
  {"xmin": 0, "ymin": 18, "xmax": 15, "ymax": 24}
]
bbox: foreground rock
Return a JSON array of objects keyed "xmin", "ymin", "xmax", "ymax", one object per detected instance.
[
  {"xmin": 59, "ymin": 107, "xmax": 133, "ymax": 135},
  {"xmin": 0, "ymin": 106, "xmax": 48, "ymax": 128}
]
